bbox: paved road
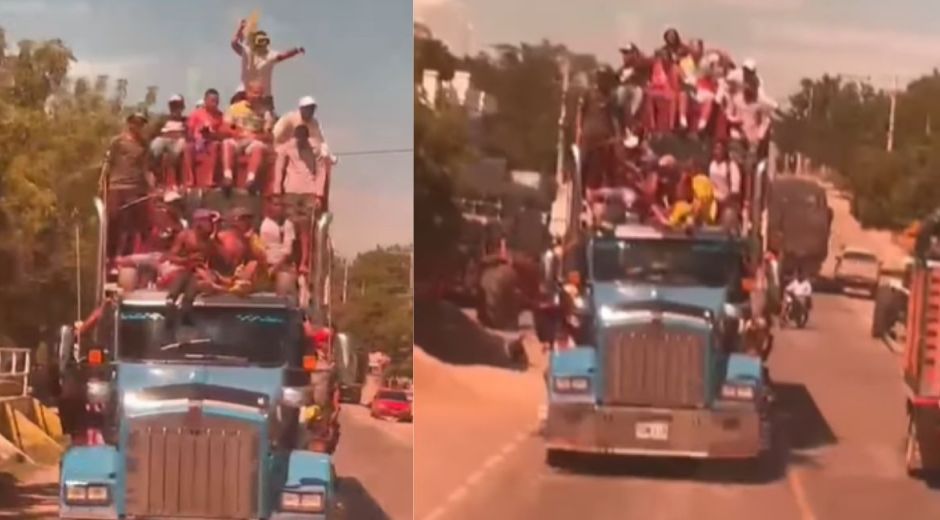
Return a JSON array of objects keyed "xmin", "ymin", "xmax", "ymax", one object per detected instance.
[
  {"xmin": 418, "ymin": 292, "xmax": 940, "ymax": 520},
  {"xmin": 0, "ymin": 404, "xmax": 413, "ymax": 519}
]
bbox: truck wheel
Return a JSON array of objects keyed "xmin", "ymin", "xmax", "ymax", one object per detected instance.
[
  {"xmin": 871, "ymin": 285, "xmax": 892, "ymax": 338},
  {"xmin": 905, "ymin": 416, "xmax": 923, "ymax": 477},
  {"xmin": 545, "ymin": 449, "xmax": 574, "ymax": 470}
]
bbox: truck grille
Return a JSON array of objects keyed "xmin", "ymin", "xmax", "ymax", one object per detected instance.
[
  {"xmin": 603, "ymin": 323, "xmax": 707, "ymax": 408},
  {"xmin": 124, "ymin": 414, "xmax": 260, "ymax": 518}
]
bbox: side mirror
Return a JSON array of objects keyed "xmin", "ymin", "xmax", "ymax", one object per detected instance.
[
  {"xmin": 57, "ymin": 324, "xmax": 75, "ymax": 368},
  {"xmin": 335, "ymin": 332, "xmax": 353, "ymax": 371}
]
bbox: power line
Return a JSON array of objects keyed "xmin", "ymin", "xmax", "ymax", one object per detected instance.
[{"xmin": 334, "ymin": 148, "xmax": 413, "ymax": 157}]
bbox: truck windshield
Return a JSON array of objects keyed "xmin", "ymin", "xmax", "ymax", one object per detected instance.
[
  {"xmin": 117, "ymin": 306, "xmax": 290, "ymax": 366},
  {"xmin": 592, "ymin": 238, "xmax": 737, "ymax": 287}
]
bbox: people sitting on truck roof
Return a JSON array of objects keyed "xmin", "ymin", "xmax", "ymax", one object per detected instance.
[
  {"xmin": 188, "ymin": 88, "xmax": 230, "ymax": 188},
  {"xmin": 259, "ymin": 195, "xmax": 297, "ymax": 274},
  {"xmin": 667, "ymin": 173, "xmax": 718, "ymax": 228},
  {"xmin": 645, "ymin": 49, "xmax": 680, "ymax": 135},
  {"xmin": 148, "ymin": 94, "xmax": 193, "ymax": 189},
  {"xmin": 164, "ymin": 208, "xmax": 220, "ymax": 314},
  {"xmin": 708, "ymin": 140, "xmax": 742, "ymax": 213},
  {"xmin": 274, "ymin": 123, "xmax": 329, "ymax": 274},
  {"xmin": 273, "ymin": 95, "xmax": 328, "ymax": 150},
  {"xmin": 231, "ymin": 19, "xmax": 304, "ymax": 106},
  {"xmin": 615, "ymin": 43, "xmax": 650, "ymax": 131},
  {"xmin": 106, "ymin": 112, "xmax": 153, "ymax": 261},
  {"xmin": 223, "ymin": 80, "xmax": 275, "ymax": 191},
  {"xmin": 727, "ymin": 81, "xmax": 774, "ymax": 181}
]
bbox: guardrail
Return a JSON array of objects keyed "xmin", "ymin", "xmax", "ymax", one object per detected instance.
[{"xmin": 0, "ymin": 347, "xmax": 31, "ymax": 397}]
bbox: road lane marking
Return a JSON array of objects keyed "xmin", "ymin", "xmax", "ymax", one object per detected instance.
[
  {"xmin": 787, "ymin": 468, "xmax": 817, "ymax": 520},
  {"xmin": 420, "ymin": 425, "xmax": 535, "ymax": 520}
]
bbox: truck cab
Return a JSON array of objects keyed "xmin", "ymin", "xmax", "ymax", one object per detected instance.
[
  {"xmin": 55, "ymin": 289, "xmax": 338, "ymax": 519},
  {"xmin": 542, "ymin": 224, "xmax": 771, "ymax": 466}
]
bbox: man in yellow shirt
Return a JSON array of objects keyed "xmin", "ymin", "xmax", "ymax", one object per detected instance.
[
  {"xmin": 222, "ymin": 81, "xmax": 274, "ymax": 190},
  {"xmin": 668, "ymin": 174, "xmax": 718, "ymax": 227}
]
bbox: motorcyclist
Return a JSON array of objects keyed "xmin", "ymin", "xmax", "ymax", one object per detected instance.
[{"xmin": 784, "ymin": 268, "xmax": 813, "ymax": 317}]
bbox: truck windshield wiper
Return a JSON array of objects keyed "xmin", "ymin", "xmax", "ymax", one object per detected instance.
[
  {"xmin": 160, "ymin": 338, "xmax": 213, "ymax": 351},
  {"xmin": 182, "ymin": 353, "xmax": 248, "ymax": 363}
]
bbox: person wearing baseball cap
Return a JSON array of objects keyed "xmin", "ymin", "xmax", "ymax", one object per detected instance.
[
  {"xmin": 148, "ymin": 94, "xmax": 193, "ymax": 189},
  {"xmin": 104, "ymin": 111, "xmax": 151, "ymax": 260},
  {"xmin": 615, "ymin": 43, "xmax": 650, "ymax": 132},
  {"xmin": 272, "ymin": 94, "xmax": 327, "ymax": 149}
]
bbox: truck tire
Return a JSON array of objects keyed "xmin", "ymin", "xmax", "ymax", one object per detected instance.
[
  {"xmin": 545, "ymin": 448, "xmax": 574, "ymax": 470},
  {"xmin": 479, "ymin": 263, "xmax": 519, "ymax": 330},
  {"xmin": 905, "ymin": 415, "xmax": 923, "ymax": 477},
  {"xmin": 871, "ymin": 284, "xmax": 893, "ymax": 338}
]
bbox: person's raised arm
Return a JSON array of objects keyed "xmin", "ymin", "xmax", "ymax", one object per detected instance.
[
  {"xmin": 231, "ymin": 19, "xmax": 246, "ymax": 56},
  {"xmin": 275, "ymin": 46, "xmax": 305, "ymax": 63}
]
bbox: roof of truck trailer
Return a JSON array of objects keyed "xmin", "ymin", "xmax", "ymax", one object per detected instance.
[{"xmin": 119, "ymin": 289, "xmax": 293, "ymax": 309}]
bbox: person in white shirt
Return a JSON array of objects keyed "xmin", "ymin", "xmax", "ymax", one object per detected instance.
[
  {"xmin": 272, "ymin": 96, "xmax": 328, "ymax": 150},
  {"xmin": 785, "ymin": 269, "xmax": 813, "ymax": 313},
  {"xmin": 259, "ymin": 197, "xmax": 296, "ymax": 274},
  {"xmin": 707, "ymin": 140, "xmax": 742, "ymax": 209},
  {"xmin": 230, "ymin": 20, "xmax": 304, "ymax": 106}
]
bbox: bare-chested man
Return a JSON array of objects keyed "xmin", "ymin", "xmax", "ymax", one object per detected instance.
[{"xmin": 165, "ymin": 209, "xmax": 219, "ymax": 313}]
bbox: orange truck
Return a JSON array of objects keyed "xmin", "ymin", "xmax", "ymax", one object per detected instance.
[
  {"xmin": 888, "ymin": 215, "xmax": 940, "ymax": 476},
  {"xmin": 900, "ymin": 258, "xmax": 940, "ymax": 476}
]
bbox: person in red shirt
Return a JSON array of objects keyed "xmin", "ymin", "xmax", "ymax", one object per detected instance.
[{"xmin": 188, "ymin": 88, "xmax": 230, "ymax": 188}]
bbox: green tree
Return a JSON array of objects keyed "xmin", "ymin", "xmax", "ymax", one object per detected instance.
[
  {"xmin": 0, "ymin": 28, "xmax": 138, "ymax": 348},
  {"xmin": 335, "ymin": 246, "xmax": 412, "ymax": 375},
  {"xmin": 773, "ymin": 72, "xmax": 940, "ymax": 227}
]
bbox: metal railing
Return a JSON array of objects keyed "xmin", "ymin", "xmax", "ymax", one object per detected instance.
[{"xmin": 0, "ymin": 347, "xmax": 31, "ymax": 397}]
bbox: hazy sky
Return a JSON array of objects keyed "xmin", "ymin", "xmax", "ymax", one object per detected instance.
[
  {"xmin": 415, "ymin": 0, "xmax": 940, "ymax": 97},
  {"xmin": 2, "ymin": 0, "xmax": 413, "ymax": 257}
]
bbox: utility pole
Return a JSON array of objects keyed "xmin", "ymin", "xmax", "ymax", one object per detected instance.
[
  {"xmin": 342, "ymin": 260, "xmax": 349, "ymax": 304},
  {"xmin": 887, "ymin": 75, "xmax": 898, "ymax": 152},
  {"xmin": 555, "ymin": 57, "xmax": 571, "ymax": 185},
  {"xmin": 75, "ymin": 220, "xmax": 81, "ymax": 322}
]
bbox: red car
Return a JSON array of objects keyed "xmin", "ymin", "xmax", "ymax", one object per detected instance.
[{"xmin": 370, "ymin": 389, "xmax": 413, "ymax": 422}]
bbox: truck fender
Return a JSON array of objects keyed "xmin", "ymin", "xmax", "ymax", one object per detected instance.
[
  {"xmin": 60, "ymin": 445, "xmax": 119, "ymax": 519},
  {"xmin": 283, "ymin": 449, "xmax": 335, "ymax": 499}
]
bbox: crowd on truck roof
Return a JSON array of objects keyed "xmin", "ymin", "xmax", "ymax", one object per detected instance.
[
  {"xmin": 101, "ymin": 19, "xmax": 332, "ymax": 310},
  {"xmin": 577, "ymin": 27, "xmax": 776, "ymax": 234}
]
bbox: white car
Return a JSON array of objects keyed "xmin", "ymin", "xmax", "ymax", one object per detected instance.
[{"xmin": 834, "ymin": 247, "xmax": 881, "ymax": 297}]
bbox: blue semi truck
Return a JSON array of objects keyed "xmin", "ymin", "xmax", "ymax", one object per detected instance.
[
  {"xmin": 53, "ymin": 150, "xmax": 342, "ymax": 516},
  {"xmin": 541, "ymin": 224, "xmax": 773, "ymax": 468},
  {"xmin": 56, "ymin": 290, "xmax": 339, "ymax": 519},
  {"xmin": 540, "ymin": 104, "xmax": 778, "ymax": 469}
]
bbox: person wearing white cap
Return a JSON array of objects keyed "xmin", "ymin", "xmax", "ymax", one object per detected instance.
[
  {"xmin": 272, "ymin": 95, "xmax": 327, "ymax": 150},
  {"xmin": 148, "ymin": 94, "xmax": 194, "ymax": 189}
]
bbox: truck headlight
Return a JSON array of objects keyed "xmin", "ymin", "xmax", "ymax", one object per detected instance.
[
  {"xmin": 553, "ymin": 376, "xmax": 591, "ymax": 393},
  {"xmin": 63, "ymin": 482, "xmax": 111, "ymax": 505},
  {"xmin": 721, "ymin": 383, "xmax": 756, "ymax": 400},
  {"xmin": 86, "ymin": 380, "xmax": 111, "ymax": 405},
  {"xmin": 281, "ymin": 491, "xmax": 325, "ymax": 513},
  {"xmin": 281, "ymin": 386, "xmax": 309, "ymax": 408}
]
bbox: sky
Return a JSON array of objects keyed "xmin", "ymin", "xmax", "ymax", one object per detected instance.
[
  {"xmin": 1, "ymin": 0, "xmax": 413, "ymax": 257},
  {"xmin": 415, "ymin": 0, "xmax": 940, "ymax": 98}
]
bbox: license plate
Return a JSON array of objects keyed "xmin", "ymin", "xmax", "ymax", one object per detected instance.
[{"xmin": 635, "ymin": 422, "xmax": 669, "ymax": 441}]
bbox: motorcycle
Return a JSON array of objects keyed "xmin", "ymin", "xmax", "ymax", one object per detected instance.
[{"xmin": 781, "ymin": 291, "xmax": 810, "ymax": 328}]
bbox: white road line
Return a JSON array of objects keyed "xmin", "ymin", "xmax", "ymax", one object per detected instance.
[{"xmin": 420, "ymin": 425, "xmax": 536, "ymax": 520}]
